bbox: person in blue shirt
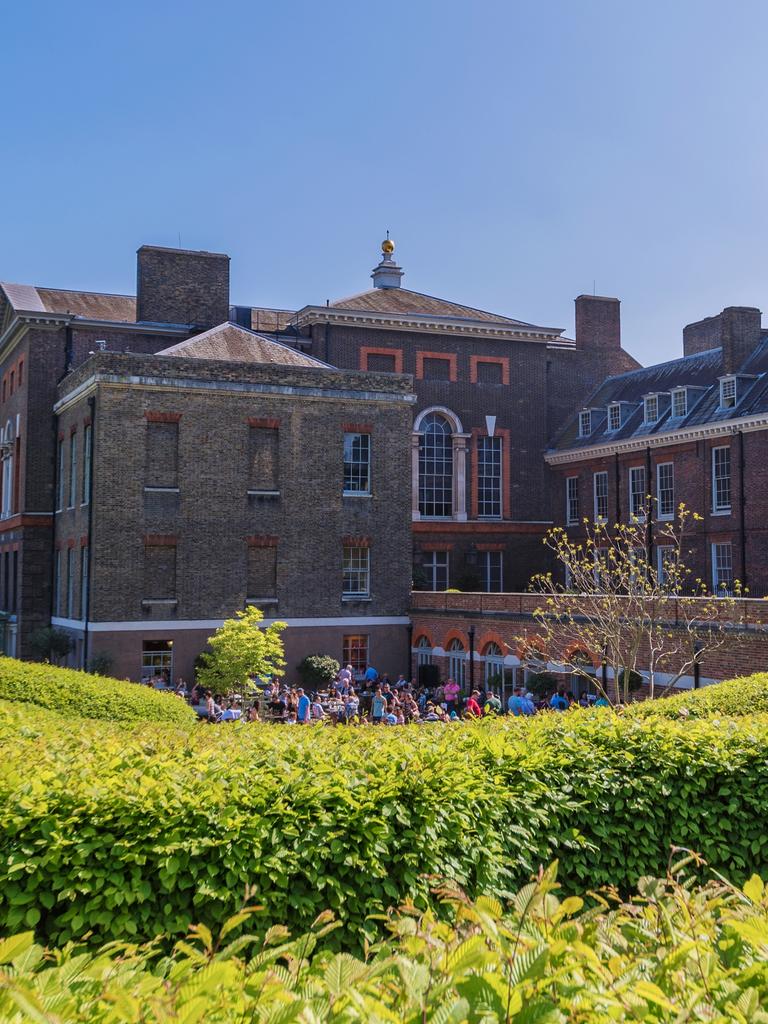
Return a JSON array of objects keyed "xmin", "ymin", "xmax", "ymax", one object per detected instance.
[
  {"xmin": 364, "ymin": 665, "xmax": 379, "ymax": 685},
  {"xmin": 508, "ymin": 686, "xmax": 535, "ymax": 716},
  {"xmin": 549, "ymin": 689, "xmax": 569, "ymax": 711},
  {"xmin": 296, "ymin": 688, "xmax": 311, "ymax": 723}
]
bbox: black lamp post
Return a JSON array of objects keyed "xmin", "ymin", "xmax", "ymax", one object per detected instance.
[
  {"xmin": 468, "ymin": 625, "xmax": 476, "ymax": 693},
  {"xmin": 601, "ymin": 646, "xmax": 608, "ymax": 697}
]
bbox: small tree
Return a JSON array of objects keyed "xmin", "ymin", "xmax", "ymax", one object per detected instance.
[
  {"xmin": 87, "ymin": 651, "xmax": 113, "ymax": 676},
  {"xmin": 29, "ymin": 626, "xmax": 73, "ymax": 665},
  {"xmin": 197, "ymin": 606, "xmax": 286, "ymax": 695},
  {"xmin": 297, "ymin": 654, "xmax": 340, "ymax": 689},
  {"xmin": 527, "ymin": 505, "xmax": 747, "ymax": 704}
]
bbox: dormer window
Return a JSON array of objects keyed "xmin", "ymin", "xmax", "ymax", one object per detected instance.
[
  {"xmin": 671, "ymin": 388, "xmax": 688, "ymax": 419},
  {"xmin": 719, "ymin": 377, "xmax": 737, "ymax": 409},
  {"xmin": 607, "ymin": 403, "xmax": 622, "ymax": 432},
  {"xmin": 578, "ymin": 410, "xmax": 592, "ymax": 438},
  {"xmin": 643, "ymin": 394, "xmax": 659, "ymax": 424}
]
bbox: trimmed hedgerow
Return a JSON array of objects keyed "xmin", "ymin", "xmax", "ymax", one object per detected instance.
[
  {"xmin": 2, "ymin": 867, "xmax": 768, "ymax": 1022},
  {"xmin": 2, "ymin": 697, "xmax": 768, "ymax": 948},
  {"xmin": 630, "ymin": 672, "xmax": 768, "ymax": 720},
  {"xmin": 0, "ymin": 657, "xmax": 195, "ymax": 726}
]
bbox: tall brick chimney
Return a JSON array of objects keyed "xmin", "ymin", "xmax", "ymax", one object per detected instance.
[
  {"xmin": 136, "ymin": 245, "xmax": 230, "ymax": 328},
  {"xmin": 683, "ymin": 306, "xmax": 762, "ymax": 372},
  {"xmin": 575, "ymin": 294, "xmax": 620, "ymax": 351}
]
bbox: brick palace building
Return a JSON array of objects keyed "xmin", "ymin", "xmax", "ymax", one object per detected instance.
[{"xmin": 2, "ymin": 238, "xmax": 767, "ymax": 685}]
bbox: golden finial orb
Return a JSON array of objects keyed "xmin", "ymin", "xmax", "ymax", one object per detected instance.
[{"xmin": 381, "ymin": 237, "xmax": 395, "ymax": 255}]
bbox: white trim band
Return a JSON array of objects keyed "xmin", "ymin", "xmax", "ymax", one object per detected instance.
[{"xmin": 52, "ymin": 615, "xmax": 412, "ymax": 632}]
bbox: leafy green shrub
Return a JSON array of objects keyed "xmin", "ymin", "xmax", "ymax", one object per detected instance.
[
  {"xmin": 2, "ymin": 866, "xmax": 768, "ymax": 1022},
  {"xmin": 3, "ymin": 693, "xmax": 768, "ymax": 948},
  {"xmin": 631, "ymin": 672, "xmax": 768, "ymax": 719},
  {"xmin": 297, "ymin": 654, "xmax": 340, "ymax": 688},
  {"xmin": 617, "ymin": 667, "xmax": 644, "ymax": 692},
  {"xmin": 0, "ymin": 657, "xmax": 195, "ymax": 725},
  {"xmin": 27, "ymin": 626, "xmax": 72, "ymax": 663},
  {"xmin": 524, "ymin": 670, "xmax": 558, "ymax": 694}
]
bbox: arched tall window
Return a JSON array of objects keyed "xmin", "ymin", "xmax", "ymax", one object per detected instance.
[
  {"xmin": 418, "ymin": 413, "xmax": 453, "ymax": 518},
  {"xmin": 415, "ymin": 635, "xmax": 432, "ymax": 667},
  {"xmin": 483, "ymin": 642, "xmax": 504, "ymax": 684},
  {"xmin": 0, "ymin": 422, "xmax": 14, "ymax": 520},
  {"xmin": 447, "ymin": 637, "xmax": 466, "ymax": 687}
]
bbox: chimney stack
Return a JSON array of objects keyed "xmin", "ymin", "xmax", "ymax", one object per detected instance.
[
  {"xmin": 136, "ymin": 245, "xmax": 230, "ymax": 328},
  {"xmin": 683, "ymin": 307, "xmax": 761, "ymax": 371},
  {"xmin": 575, "ymin": 294, "xmax": 621, "ymax": 351}
]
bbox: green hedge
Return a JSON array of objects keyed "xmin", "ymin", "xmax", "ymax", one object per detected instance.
[
  {"xmin": 2, "ymin": 695, "xmax": 768, "ymax": 948},
  {"xmin": 2, "ymin": 868, "xmax": 767, "ymax": 1022},
  {"xmin": 0, "ymin": 657, "xmax": 196, "ymax": 726},
  {"xmin": 630, "ymin": 672, "xmax": 768, "ymax": 719}
]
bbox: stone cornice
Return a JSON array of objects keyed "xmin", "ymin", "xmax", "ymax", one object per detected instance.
[
  {"xmin": 295, "ymin": 306, "xmax": 564, "ymax": 342},
  {"xmin": 545, "ymin": 412, "xmax": 768, "ymax": 465}
]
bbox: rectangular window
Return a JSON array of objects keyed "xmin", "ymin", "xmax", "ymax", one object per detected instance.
[
  {"xmin": 643, "ymin": 395, "xmax": 659, "ymax": 424},
  {"xmin": 2, "ymin": 550, "xmax": 8, "ymax": 611},
  {"xmin": 80, "ymin": 546, "xmax": 88, "ymax": 620},
  {"xmin": 629, "ymin": 466, "xmax": 647, "ymax": 519},
  {"xmin": 248, "ymin": 425, "xmax": 279, "ymax": 492},
  {"xmin": 54, "ymin": 549, "xmax": 62, "ymax": 616},
  {"xmin": 607, "ymin": 404, "xmax": 622, "ymax": 432},
  {"xmin": 593, "ymin": 546, "xmax": 609, "ymax": 589},
  {"xmin": 476, "ymin": 360, "xmax": 504, "ymax": 384},
  {"xmin": 656, "ymin": 545, "xmax": 676, "ymax": 586},
  {"xmin": 422, "ymin": 356, "xmax": 452, "ymax": 381},
  {"xmin": 477, "ymin": 436, "xmax": 502, "ymax": 518},
  {"xmin": 343, "ymin": 545, "xmax": 370, "ymax": 598},
  {"xmin": 66, "ymin": 547, "xmax": 75, "ymax": 618},
  {"xmin": 143, "ymin": 543, "xmax": 177, "ymax": 600},
  {"xmin": 656, "ymin": 462, "xmax": 674, "ymax": 519},
  {"xmin": 247, "ymin": 545, "xmax": 277, "ymax": 600},
  {"xmin": 671, "ymin": 389, "xmax": 687, "ymax": 418},
  {"xmin": 712, "ymin": 542, "xmax": 733, "ymax": 595},
  {"xmin": 142, "ymin": 640, "xmax": 173, "ymax": 682},
  {"xmin": 145, "ymin": 421, "xmax": 179, "ymax": 489},
  {"xmin": 712, "ymin": 446, "xmax": 731, "ymax": 512},
  {"xmin": 343, "ymin": 634, "xmax": 368, "ymax": 676},
  {"xmin": 365, "ymin": 352, "xmax": 397, "ymax": 372},
  {"xmin": 424, "ymin": 550, "xmax": 449, "ymax": 591},
  {"xmin": 566, "ymin": 477, "xmax": 579, "ymax": 525},
  {"xmin": 720, "ymin": 378, "xmax": 737, "ymax": 409},
  {"xmin": 11, "ymin": 550, "xmax": 17, "ymax": 614},
  {"xmin": 56, "ymin": 439, "xmax": 65, "ymax": 511},
  {"xmin": 17, "ymin": 361, "xmax": 23, "ymax": 388},
  {"xmin": 68, "ymin": 433, "xmax": 77, "ymax": 508},
  {"xmin": 9, "ymin": 371, "xmax": 14, "ymax": 395},
  {"xmin": 593, "ymin": 471, "xmax": 608, "ymax": 521},
  {"xmin": 579, "ymin": 410, "xmax": 592, "ymax": 437},
  {"xmin": 343, "ymin": 432, "xmax": 371, "ymax": 495},
  {"xmin": 482, "ymin": 551, "xmax": 503, "ymax": 592},
  {"xmin": 82, "ymin": 424, "xmax": 92, "ymax": 504}
]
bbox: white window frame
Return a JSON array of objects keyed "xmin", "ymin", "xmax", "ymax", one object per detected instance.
[
  {"xmin": 56, "ymin": 438, "xmax": 65, "ymax": 513},
  {"xmin": 82, "ymin": 424, "xmax": 92, "ymax": 505},
  {"xmin": 343, "ymin": 634, "xmax": 369, "ymax": 676},
  {"xmin": 656, "ymin": 462, "xmax": 674, "ymax": 520},
  {"xmin": 719, "ymin": 377, "xmax": 737, "ymax": 410},
  {"xmin": 415, "ymin": 635, "xmax": 432, "ymax": 667},
  {"xmin": 424, "ymin": 550, "xmax": 449, "ymax": 591},
  {"xmin": 656, "ymin": 545, "xmax": 676, "ymax": 587},
  {"xmin": 593, "ymin": 471, "xmax": 608, "ymax": 522},
  {"xmin": 483, "ymin": 643, "xmax": 504, "ymax": 685},
  {"xmin": 343, "ymin": 432, "xmax": 371, "ymax": 496},
  {"xmin": 593, "ymin": 546, "xmax": 609, "ymax": 589},
  {"xmin": 66, "ymin": 547, "xmax": 75, "ymax": 618},
  {"xmin": 482, "ymin": 550, "xmax": 503, "ymax": 593},
  {"xmin": 68, "ymin": 433, "xmax": 77, "ymax": 509},
  {"xmin": 671, "ymin": 388, "xmax": 687, "ymax": 419},
  {"xmin": 342, "ymin": 545, "xmax": 370, "ymax": 599},
  {"xmin": 566, "ymin": 476, "xmax": 579, "ymax": 525},
  {"xmin": 578, "ymin": 410, "xmax": 592, "ymax": 438},
  {"xmin": 628, "ymin": 466, "xmax": 646, "ymax": 520},
  {"xmin": 712, "ymin": 446, "xmax": 731, "ymax": 514},
  {"xmin": 643, "ymin": 394, "xmax": 659, "ymax": 424},
  {"xmin": 447, "ymin": 638, "xmax": 466, "ymax": 687},
  {"xmin": 711, "ymin": 542, "xmax": 733, "ymax": 596},
  {"xmin": 477, "ymin": 435, "xmax": 503, "ymax": 519},
  {"xmin": 607, "ymin": 404, "xmax": 622, "ymax": 432}
]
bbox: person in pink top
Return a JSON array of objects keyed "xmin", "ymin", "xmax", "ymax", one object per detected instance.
[{"xmin": 443, "ymin": 678, "xmax": 460, "ymax": 716}]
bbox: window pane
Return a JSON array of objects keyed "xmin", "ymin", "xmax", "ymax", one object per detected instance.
[
  {"xmin": 423, "ymin": 550, "xmax": 449, "ymax": 590},
  {"xmin": 656, "ymin": 463, "xmax": 674, "ymax": 518},
  {"xmin": 478, "ymin": 436, "xmax": 502, "ymax": 518},
  {"xmin": 419, "ymin": 414, "xmax": 453, "ymax": 517},
  {"xmin": 343, "ymin": 432, "xmax": 371, "ymax": 494},
  {"xmin": 343, "ymin": 634, "xmax": 368, "ymax": 675},
  {"xmin": 483, "ymin": 551, "xmax": 503, "ymax": 592},
  {"xmin": 343, "ymin": 546, "xmax": 370, "ymax": 597},
  {"xmin": 629, "ymin": 466, "xmax": 646, "ymax": 518},
  {"xmin": 713, "ymin": 447, "xmax": 731, "ymax": 511},
  {"xmin": 593, "ymin": 472, "xmax": 608, "ymax": 521},
  {"xmin": 566, "ymin": 477, "xmax": 579, "ymax": 524}
]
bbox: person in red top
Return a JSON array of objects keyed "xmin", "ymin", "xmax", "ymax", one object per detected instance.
[{"xmin": 464, "ymin": 690, "xmax": 483, "ymax": 718}]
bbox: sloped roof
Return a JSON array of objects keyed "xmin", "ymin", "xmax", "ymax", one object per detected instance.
[
  {"xmin": 550, "ymin": 337, "xmax": 768, "ymax": 453},
  {"xmin": 248, "ymin": 307, "xmax": 296, "ymax": 332},
  {"xmin": 1, "ymin": 282, "xmax": 136, "ymax": 322},
  {"xmin": 326, "ymin": 287, "xmax": 542, "ymax": 327},
  {"xmin": 157, "ymin": 322, "xmax": 328, "ymax": 367}
]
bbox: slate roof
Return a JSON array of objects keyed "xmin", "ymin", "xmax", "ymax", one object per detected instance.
[
  {"xmin": 550, "ymin": 335, "xmax": 768, "ymax": 453},
  {"xmin": 326, "ymin": 286, "xmax": 550, "ymax": 329},
  {"xmin": 157, "ymin": 323, "xmax": 329, "ymax": 367},
  {"xmin": 1, "ymin": 283, "xmax": 136, "ymax": 322}
]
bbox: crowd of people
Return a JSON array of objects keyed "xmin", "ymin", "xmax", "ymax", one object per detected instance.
[{"xmin": 145, "ymin": 662, "xmax": 609, "ymax": 724}]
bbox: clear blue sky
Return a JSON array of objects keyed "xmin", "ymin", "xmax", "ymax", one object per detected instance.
[{"xmin": 3, "ymin": 0, "xmax": 768, "ymax": 364}]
